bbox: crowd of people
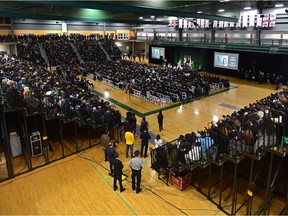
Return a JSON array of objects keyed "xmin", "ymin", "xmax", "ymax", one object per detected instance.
[
  {"xmin": 1, "ymin": 34, "xmax": 231, "ymax": 105},
  {"xmin": 172, "ymin": 89, "xmax": 288, "ymax": 167},
  {"xmin": 17, "ymin": 35, "xmax": 45, "ymax": 65},
  {"xmin": 93, "ymin": 60, "xmax": 230, "ymax": 102},
  {"xmin": 0, "ymin": 33, "xmax": 230, "ymax": 140},
  {"xmin": 41, "ymin": 34, "xmax": 80, "ymax": 66},
  {"xmin": 71, "ymin": 34, "xmax": 106, "ymax": 62},
  {"xmin": 101, "ymin": 39, "xmax": 122, "ymax": 60},
  {"xmin": 0, "ymin": 52, "xmax": 122, "ymax": 132},
  {"xmin": 213, "ymin": 67, "xmax": 284, "ymax": 90},
  {"xmin": 150, "ymin": 88, "xmax": 288, "ymax": 175},
  {"xmin": 0, "ymin": 35, "xmax": 17, "ymax": 42}
]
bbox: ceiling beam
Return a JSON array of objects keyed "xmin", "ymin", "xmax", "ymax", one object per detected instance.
[
  {"xmin": 2, "ymin": 11, "xmax": 168, "ymax": 25},
  {"xmin": 28, "ymin": 1, "xmax": 238, "ymax": 22}
]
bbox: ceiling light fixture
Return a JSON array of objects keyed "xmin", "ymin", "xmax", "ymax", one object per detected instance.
[
  {"xmin": 218, "ymin": 9, "xmax": 225, "ymax": 12},
  {"xmin": 197, "ymin": 11, "xmax": 202, "ymax": 14},
  {"xmin": 244, "ymin": 6, "xmax": 251, "ymax": 10},
  {"xmin": 151, "ymin": 15, "xmax": 155, "ymax": 19},
  {"xmin": 275, "ymin": 3, "xmax": 284, "ymax": 7},
  {"xmin": 139, "ymin": 16, "xmax": 143, "ymax": 20}
]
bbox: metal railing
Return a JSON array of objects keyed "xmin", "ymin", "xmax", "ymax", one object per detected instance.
[{"xmin": 136, "ymin": 35, "xmax": 288, "ymax": 47}]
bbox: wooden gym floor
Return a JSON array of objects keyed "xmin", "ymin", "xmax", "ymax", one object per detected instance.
[{"xmin": 0, "ymin": 71, "xmax": 284, "ymax": 215}]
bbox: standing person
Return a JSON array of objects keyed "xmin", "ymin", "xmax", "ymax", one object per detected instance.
[
  {"xmin": 155, "ymin": 134, "xmax": 163, "ymax": 148},
  {"xmin": 112, "ymin": 152, "xmax": 126, "ymax": 192},
  {"xmin": 105, "ymin": 142, "xmax": 116, "ymax": 176},
  {"xmin": 129, "ymin": 150, "xmax": 144, "ymax": 194},
  {"xmin": 140, "ymin": 128, "xmax": 151, "ymax": 158},
  {"xmin": 140, "ymin": 116, "xmax": 149, "ymax": 133},
  {"xmin": 222, "ymin": 57, "xmax": 228, "ymax": 67},
  {"xmin": 126, "ymin": 109, "xmax": 132, "ymax": 120},
  {"xmin": 101, "ymin": 131, "xmax": 110, "ymax": 161},
  {"xmin": 123, "ymin": 117, "xmax": 131, "ymax": 133},
  {"xmin": 157, "ymin": 111, "xmax": 164, "ymax": 132},
  {"xmin": 129, "ymin": 113, "xmax": 137, "ymax": 136},
  {"xmin": 125, "ymin": 129, "xmax": 134, "ymax": 158}
]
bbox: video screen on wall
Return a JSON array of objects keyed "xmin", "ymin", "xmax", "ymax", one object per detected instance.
[
  {"xmin": 151, "ymin": 47, "xmax": 165, "ymax": 60},
  {"xmin": 214, "ymin": 52, "xmax": 239, "ymax": 70}
]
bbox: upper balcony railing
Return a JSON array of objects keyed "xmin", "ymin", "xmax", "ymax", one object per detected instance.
[{"xmin": 135, "ymin": 35, "xmax": 288, "ymax": 47}]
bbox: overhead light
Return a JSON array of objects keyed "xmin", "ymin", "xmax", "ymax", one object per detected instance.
[
  {"xmin": 218, "ymin": 9, "xmax": 225, "ymax": 12},
  {"xmin": 275, "ymin": 3, "xmax": 284, "ymax": 7},
  {"xmin": 151, "ymin": 15, "xmax": 155, "ymax": 19},
  {"xmin": 197, "ymin": 11, "xmax": 202, "ymax": 14},
  {"xmin": 244, "ymin": 6, "xmax": 251, "ymax": 10},
  {"xmin": 139, "ymin": 16, "xmax": 143, "ymax": 20}
]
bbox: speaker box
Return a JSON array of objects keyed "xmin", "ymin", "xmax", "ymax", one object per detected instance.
[{"xmin": 30, "ymin": 131, "xmax": 42, "ymax": 157}]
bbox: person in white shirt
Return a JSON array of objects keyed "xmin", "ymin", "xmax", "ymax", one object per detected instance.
[
  {"xmin": 154, "ymin": 134, "xmax": 163, "ymax": 148},
  {"xmin": 128, "ymin": 150, "xmax": 144, "ymax": 194}
]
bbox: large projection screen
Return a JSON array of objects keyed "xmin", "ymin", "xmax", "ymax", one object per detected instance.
[
  {"xmin": 151, "ymin": 47, "xmax": 165, "ymax": 60},
  {"xmin": 214, "ymin": 52, "xmax": 239, "ymax": 70}
]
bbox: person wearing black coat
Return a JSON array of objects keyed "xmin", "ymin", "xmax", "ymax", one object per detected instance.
[
  {"xmin": 112, "ymin": 152, "xmax": 126, "ymax": 192},
  {"xmin": 157, "ymin": 111, "xmax": 164, "ymax": 132},
  {"xmin": 105, "ymin": 143, "xmax": 116, "ymax": 176},
  {"xmin": 140, "ymin": 128, "xmax": 151, "ymax": 158}
]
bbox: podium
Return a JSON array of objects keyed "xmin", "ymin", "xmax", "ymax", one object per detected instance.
[{"xmin": 30, "ymin": 131, "xmax": 42, "ymax": 157}]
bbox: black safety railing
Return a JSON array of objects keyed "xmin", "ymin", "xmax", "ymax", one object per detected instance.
[
  {"xmin": 0, "ymin": 90, "xmax": 121, "ymax": 131},
  {"xmin": 157, "ymin": 108, "xmax": 288, "ymax": 215}
]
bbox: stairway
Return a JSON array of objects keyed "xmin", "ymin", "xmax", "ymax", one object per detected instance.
[
  {"xmin": 38, "ymin": 42, "xmax": 50, "ymax": 66},
  {"xmin": 69, "ymin": 42, "xmax": 85, "ymax": 64},
  {"xmin": 98, "ymin": 41, "xmax": 112, "ymax": 61}
]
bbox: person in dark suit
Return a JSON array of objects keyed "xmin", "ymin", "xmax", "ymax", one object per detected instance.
[
  {"xmin": 123, "ymin": 117, "xmax": 131, "ymax": 133},
  {"xmin": 112, "ymin": 152, "xmax": 126, "ymax": 192},
  {"xmin": 126, "ymin": 109, "xmax": 133, "ymax": 120},
  {"xmin": 157, "ymin": 111, "xmax": 164, "ymax": 132},
  {"xmin": 140, "ymin": 128, "xmax": 151, "ymax": 158},
  {"xmin": 105, "ymin": 142, "xmax": 116, "ymax": 176}
]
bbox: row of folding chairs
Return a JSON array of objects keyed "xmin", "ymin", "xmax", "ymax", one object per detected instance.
[
  {"xmin": 102, "ymin": 78, "xmax": 122, "ymax": 90},
  {"xmin": 130, "ymin": 89, "xmax": 170, "ymax": 106}
]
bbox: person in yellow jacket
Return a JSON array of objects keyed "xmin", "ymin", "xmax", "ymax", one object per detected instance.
[{"xmin": 125, "ymin": 129, "xmax": 134, "ymax": 158}]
